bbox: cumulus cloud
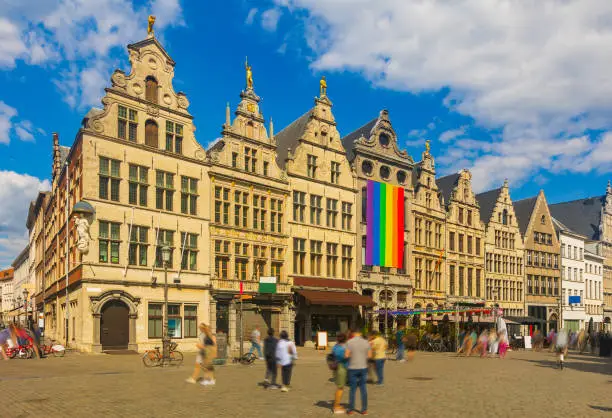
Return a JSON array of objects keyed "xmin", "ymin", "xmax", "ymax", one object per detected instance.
[
  {"xmin": 261, "ymin": 8, "xmax": 282, "ymax": 32},
  {"xmin": 245, "ymin": 8, "xmax": 258, "ymax": 25},
  {"xmin": 0, "ymin": 101, "xmax": 39, "ymax": 145},
  {"xmin": 275, "ymin": 0, "xmax": 612, "ymax": 191},
  {"xmin": 0, "ymin": 171, "xmax": 51, "ymax": 268},
  {"xmin": 0, "ymin": 0, "xmax": 184, "ymax": 109}
]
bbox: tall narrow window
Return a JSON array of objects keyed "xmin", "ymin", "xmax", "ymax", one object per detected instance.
[
  {"xmin": 166, "ymin": 121, "xmax": 184, "ymax": 154},
  {"xmin": 326, "ymin": 243, "xmax": 338, "ymax": 277},
  {"xmin": 330, "ymin": 161, "xmax": 340, "ymax": 184},
  {"xmin": 263, "ymin": 161, "xmax": 269, "ymax": 176},
  {"xmin": 232, "ymin": 152, "xmax": 238, "ymax": 168},
  {"xmin": 293, "ymin": 191, "xmax": 306, "ymax": 222},
  {"xmin": 342, "ymin": 245, "xmax": 353, "ymax": 279},
  {"xmin": 145, "ymin": 119, "xmax": 159, "ymax": 148},
  {"xmin": 99, "ymin": 157, "xmax": 121, "ymax": 202},
  {"xmin": 148, "ymin": 304, "xmax": 163, "ymax": 338},
  {"xmin": 214, "ymin": 240, "xmax": 230, "ymax": 279},
  {"xmin": 310, "ymin": 240, "xmax": 322, "ymax": 276},
  {"xmin": 449, "ymin": 265, "xmax": 456, "ymax": 295},
  {"xmin": 145, "ymin": 76, "xmax": 158, "ymax": 103},
  {"xmin": 180, "ymin": 232, "xmax": 198, "ymax": 271},
  {"xmin": 341, "ymin": 202, "xmax": 353, "ymax": 230},
  {"xmin": 99, "ymin": 221, "xmax": 121, "ymax": 264},
  {"xmin": 326, "ymin": 198, "xmax": 338, "ymax": 228},
  {"xmin": 180, "ymin": 176, "xmax": 198, "ymax": 215},
  {"xmin": 118, "ymin": 106, "xmax": 138, "ymax": 142},
  {"xmin": 270, "ymin": 198, "xmax": 283, "ymax": 233},
  {"xmin": 128, "ymin": 164, "xmax": 149, "ymax": 207},
  {"xmin": 293, "ymin": 238, "xmax": 306, "ymax": 274},
  {"xmin": 155, "ymin": 171, "xmax": 174, "ymax": 211},
  {"xmin": 155, "ymin": 229, "xmax": 174, "ymax": 268},
  {"xmin": 214, "ymin": 186, "xmax": 230, "ymax": 225},
  {"xmin": 310, "ymin": 195, "xmax": 322, "ymax": 225},
  {"xmin": 184, "ymin": 305, "xmax": 198, "ymax": 338},
  {"xmin": 307, "ymin": 154, "xmax": 317, "ymax": 178},
  {"xmin": 128, "ymin": 225, "xmax": 148, "ymax": 266}
]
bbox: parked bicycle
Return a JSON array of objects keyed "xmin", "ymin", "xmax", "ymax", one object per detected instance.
[
  {"xmin": 5, "ymin": 341, "xmax": 34, "ymax": 359},
  {"xmin": 418, "ymin": 336, "xmax": 449, "ymax": 352},
  {"xmin": 232, "ymin": 351, "xmax": 257, "ymax": 365},
  {"xmin": 142, "ymin": 341, "xmax": 184, "ymax": 367},
  {"xmin": 40, "ymin": 340, "xmax": 66, "ymax": 357}
]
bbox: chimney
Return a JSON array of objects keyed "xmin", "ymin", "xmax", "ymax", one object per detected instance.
[{"xmin": 52, "ymin": 132, "xmax": 60, "ymax": 180}]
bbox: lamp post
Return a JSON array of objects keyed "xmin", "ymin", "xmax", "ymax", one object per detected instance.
[
  {"xmin": 161, "ymin": 245, "xmax": 171, "ymax": 365},
  {"xmin": 383, "ymin": 276, "xmax": 389, "ymax": 339},
  {"xmin": 23, "ymin": 289, "xmax": 29, "ymax": 328},
  {"xmin": 17, "ymin": 296, "xmax": 23, "ymax": 325}
]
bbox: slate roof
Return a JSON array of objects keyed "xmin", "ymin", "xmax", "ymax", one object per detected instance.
[
  {"xmin": 340, "ymin": 118, "xmax": 378, "ymax": 162},
  {"xmin": 436, "ymin": 173, "xmax": 460, "ymax": 208},
  {"xmin": 475, "ymin": 187, "xmax": 502, "ymax": 225},
  {"xmin": 512, "ymin": 196, "xmax": 538, "ymax": 236},
  {"xmin": 274, "ymin": 110, "xmax": 312, "ymax": 169},
  {"xmin": 549, "ymin": 196, "xmax": 605, "ymax": 240}
]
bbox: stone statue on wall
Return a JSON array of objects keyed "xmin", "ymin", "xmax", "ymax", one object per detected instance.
[{"xmin": 74, "ymin": 215, "xmax": 91, "ymax": 254}]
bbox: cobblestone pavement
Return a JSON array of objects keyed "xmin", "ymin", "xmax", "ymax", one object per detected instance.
[{"xmin": 2, "ymin": 348, "xmax": 612, "ymax": 418}]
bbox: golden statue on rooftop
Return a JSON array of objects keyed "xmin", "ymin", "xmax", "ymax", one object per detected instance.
[
  {"xmin": 245, "ymin": 57, "xmax": 253, "ymax": 90},
  {"xmin": 425, "ymin": 139, "xmax": 431, "ymax": 153},
  {"xmin": 148, "ymin": 15, "xmax": 156, "ymax": 35},
  {"xmin": 320, "ymin": 76, "xmax": 327, "ymax": 96}
]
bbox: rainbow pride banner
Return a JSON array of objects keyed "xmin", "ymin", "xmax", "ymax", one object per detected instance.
[{"xmin": 366, "ymin": 180, "xmax": 404, "ymax": 268}]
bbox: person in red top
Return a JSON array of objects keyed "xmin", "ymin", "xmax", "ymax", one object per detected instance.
[{"xmin": 14, "ymin": 325, "xmax": 41, "ymax": 359}]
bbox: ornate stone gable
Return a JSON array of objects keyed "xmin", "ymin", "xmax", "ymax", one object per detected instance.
[
  {"xmin": 490, "ymin": 181, "xmax": 521, "ymax": 232},
  {"xmin": 353, "ymin": 110, "xmax": 412, "ymax": 163},
  {"xmin": 81, "ymin": 30, "xmax": 206, "ymax": 161},
  {"xmin": 446, "ymin": 169, "xmax": 484, "ymax": 228},
  {"xmin": 413, "ymin": 142, "xmax": 443, "ymax": 213},
  {"xmin": 524, "ymin": 191, "xmax": 559, "ymax": 248},
  {"xmin": 601, "ymin": 180, "xmax": 612, "ymax": 243},
  {"xmin": 300, "ymin": 96, "xmax": 345, "ymax": 153}
]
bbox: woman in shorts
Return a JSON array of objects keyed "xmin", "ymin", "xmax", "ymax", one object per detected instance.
[
  {"xmin": 186, "ymin": 323, "xmax": 217, "ymax": 386},
  {"xmin": 331, "ymin": 333, "xmax": 348, "ymax": 414}
]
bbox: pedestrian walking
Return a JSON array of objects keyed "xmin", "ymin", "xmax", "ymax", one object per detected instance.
[
  {"xmin": 186, "ymin": 323, "xmax": 217, "ymax": 386},
  {"xmin": 345, "ymin": 329, "xmax": 371, "ymax": 415},
  {"xmin": 405, "ymin": 331, "xmax": 417, "ymax": 361},
  {"xmin": 331, "ymin": 333, "xmax": 349, "ymax": 414},
  {"xmin": 555, "ymin": 328, "xmax": 569, "ymax": 370},
  {"xmin": 498, "ymin": 330, "xmax": 509, "ymax": 359},
  {"xmin": 370, "ymin": 331, "xmax": 387, "ymax": 385},
  {"xmin": 395, "ymin": 325, "xmax": 406, "ymax": 362},
  {"xmin": 249, "ymin": 325, "xmax": 264, "ymax": 360},
  {"xmin": 276, "ymin": 330, "xmax": 297, "ymax": 392},
  {"xmin": 0, "ymin": 324, "xmax": 18, "ymax": 360},
  {"xmin": 263, "ymin": 328, "xmax": 278, "ymax": 389}
]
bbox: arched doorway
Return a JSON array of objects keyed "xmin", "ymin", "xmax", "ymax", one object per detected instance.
[{"xmin": 100, "ymin": 300, "xmax": 129, "ymax": 350}]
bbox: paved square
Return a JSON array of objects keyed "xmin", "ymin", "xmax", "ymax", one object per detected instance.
[{"xmin": 2, "ymin": 349, "xmax": 611, "ymax": 417}]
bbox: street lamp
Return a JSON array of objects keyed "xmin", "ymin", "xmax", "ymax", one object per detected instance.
[
  {"xmin": 23, "ymin": 289, "xmax": 29, "ymax": 328},
  {"xmin": 383, "ymin": 276, "xmax": 389, "ymax": 339},
  {"xmin": 161, "ymin": 245, "xmax": 171, "ymax": 364},
  {"xmin": 17, "ymin": 296, "xmax": 23, "ymax": 325}
]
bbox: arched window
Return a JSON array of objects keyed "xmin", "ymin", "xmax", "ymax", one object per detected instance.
[
  {"xmin": 502, "ymin": 209, "xmax": 508, "ymax": 225},
  {"xmin": 541, "ymin": 215, "xmax": 546, "ymax": 224},
  {"xmin": 145, "ymin": 76, "xmax": 158, "ymax": 103},
  {"xmin": 145, "ymin": 119, "xmax": 159, "ymax": 148}
]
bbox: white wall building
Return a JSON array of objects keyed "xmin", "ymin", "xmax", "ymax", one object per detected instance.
[
  {"xmin": 555, "ymin": 221, "xmax": 586, "ymax": 332},
  {"xmin": 584, "ymin": 248, "xmax": 605, "ymax": 331},
  {"xmin": 11, "ymin": 245, "xmax": 30, "ymax": 325},
  {"xmin": 0, "ymin": 268, "xmax": 14, "ymax": 322}
]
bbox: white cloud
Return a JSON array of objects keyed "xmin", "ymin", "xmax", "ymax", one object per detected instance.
[
  {"xmin": 0, "ymin": 0, "xmax": 185, "ymax": 109},
  {"xmin": 0, "ymin": 171, "xmax": 50, "ymax": 268},
  {"xmin": 261, "ymin": 8, "xmax": 282, "ymax": 32},
  {"xmin": 438, "ymin": 127, "xmax": 466, "ymax": 143},
  {"xmin": 275, "ymin": 0, "xmax": 612, "ymax": 190},
  {"xmin": 0, "ymin": 101, "xmax": 41, "ymax": 145},
  {"xmin": 245, "ymin": 8, "xmax": 258, "ymax": 25}
]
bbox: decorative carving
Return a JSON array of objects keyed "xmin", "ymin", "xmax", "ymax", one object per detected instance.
[
  {"xmin": 210, "ymin": 151, "xmax": 220, "ymax": 163},
  {"xmin": 195, "ymin": 149, "xmax": 206, "ymax": 161},
  {"xmin": 74, "ymin": 215, "xmax": 91, "ymax": 254},
  {"xmin": 177, "ymin": 94, "xmax": 189, "ymax": 109},
  {"xmin": 146, "ymin": 105, "xmax": 159, "ymax": 116},
  {"xmin": 280, "ymin": 170, "xmax": 288, "ymax": 181},
  {"xmin": 163, "ymin": 94, "xmax": 172, "ymax": 105},
  {"xmin": 111, "ymin": 71, "xmax": 127, "ymax": 89},
  {"xmin": 133, "ymin": 83, "xmax": 143, "ymax": 95},
  {"xmin": 148, "ymin": 58, "xmax": 158, "ymax": 70},
  {"xmin": 92, "ymin": 119, "xmax": 104, "ymax": 133}
]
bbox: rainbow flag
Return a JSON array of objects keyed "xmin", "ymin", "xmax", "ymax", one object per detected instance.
[{"xmin": 366, "ymin": 180, "xmax": 405, "ymax": 268}]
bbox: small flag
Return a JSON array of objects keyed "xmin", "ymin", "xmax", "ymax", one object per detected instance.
[
  {"xmin": 434, "ymin": 248, "xmax": 445, "ymax": 272},
  {"xmin": 258, "ymin": 276, "xmax": 277, "ymax": 294},
  {"xmin": 239, "ymin": 281, "xmax": 243, "ymax": 295}
]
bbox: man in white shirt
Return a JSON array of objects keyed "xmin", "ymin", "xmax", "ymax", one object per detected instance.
[{"xmin": 249, "ymin": 325, "xmax": 264, "ymax": 360}]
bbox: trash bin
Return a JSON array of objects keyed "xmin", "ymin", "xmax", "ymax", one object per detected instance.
[{"xmin": 214, "ymin": 332, "xmax": 228, "ymax": 365}]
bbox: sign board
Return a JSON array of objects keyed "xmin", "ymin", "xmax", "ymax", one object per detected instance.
[
  {"xmin": 568, "ymin": 295, "xmax": 581, "ymax": 305},
  {"xmin": 259, "ymin": 276, "xmax": 277, "ymax": 294},
  {"xmin": 524, "ymin": 336, "xmax": 532, "ymax": 349},
  {"xmin": 317, "ymin": 331, "xmax": 328, "ymax": 349}
]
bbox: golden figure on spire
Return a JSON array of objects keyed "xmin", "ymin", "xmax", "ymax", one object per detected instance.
[
  {"xmin": 147, "ymin": 15, "xmax": 156, "ymax": 35},
  {"xmin": 245, "ymin": 57, "xmax": 254, "ymax": 90},
  {"xmin": 320, "ymin": 76, "xmax": 327, "ymax": 96},
  {"xmin": 425, "ymin": 139, "xmax": 431, "ymax": 154}
]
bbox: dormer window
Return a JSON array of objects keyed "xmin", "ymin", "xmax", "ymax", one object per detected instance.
[
  {"xmin": 379, "ymin": 133, "xmax": 390, "ymax": 147},
  {"xmin": 145, "ymin": 76, "xmax": 158, "ymax": 104}
]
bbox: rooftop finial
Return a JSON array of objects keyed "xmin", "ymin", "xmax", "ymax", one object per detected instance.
[
  {"xmin": 608, "ymin": 180, "xmax": 612, "ymax": 193},
  {"xmin": 270, "ymin": 117, "xmax": 274, "ymax": 140},
  {"xmin": 245, "ymin": 57, "xmax": 253, "ymax": 90},
  {"xmin": 225, "ymin": 102, "xmax": 231, "ymax": 127},
  {"xmin": 147, "ymin": 15, "xmax": 156, "ymax": 36},
  {"xmin": 425, "ymin": 139, "xmax": 431, "ymax": 154},
  {"xmin": 320, "ymin": 76, "xmax": 327, "ymax": 97}
]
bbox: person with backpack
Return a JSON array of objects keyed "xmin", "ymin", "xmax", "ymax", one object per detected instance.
[
  {"xmin": 395, "ymin": 325, "xmax": 406, "ymax": 362},
  {"xmin": 263, "ymin": 328, "xmax": 278, "ymax": 389},
  {"xmin": 330, "ymin": 333, "xmax": 348, "ymax": 414},
  {"xmin": 275, "ymin": 330, "xmax": 297, "ymax": 392},
  {"xmin": 345, "ymin": 329, "xmax": 371, "ymax": 415}
]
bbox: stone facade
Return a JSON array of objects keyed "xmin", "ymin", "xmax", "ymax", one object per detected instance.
[
  {"xmin": 477, "ymin": 182, "xmax": 525, "ymax": 317},
  {"xmin": 439, "ymin": 170, "xmax": 486, "ymax": 309},
  {"xmin": 556, "ymin": 227, "xmax": 587, "ymax": 331},
  {"xmin": 410, "ymin": 144, "xmax": 446, "ymax": 310},
  {"xmin": 36, "ymin": 32, "xmax": 211, "ymax": 353},
  {"xmin": 584, "ymin": 248, "xmax": 604, "ymax": 330},
  {"xmin": 342, "ymin": 110, "xmax": 413, "ymax": 331},
  {"xmin": 515, "ymin": 191, "xmax": 561, "ymax": 333},
  {"xmin": 601, "ymin": 184, "xmax": 612, "ymax": 328},
  {"xmin": 0, "ymin": 268, "xmax": 14, "ymax": 323}
]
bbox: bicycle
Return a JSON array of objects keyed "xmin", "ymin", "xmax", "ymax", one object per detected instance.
[
  {"xmin": 40, "ymin": 340, "xmax": 66, "ymax": 357},
  {"xmin": 142, "ymin": 342, "xmax": 184, "ymax": 367},
  {"xmin": 5, "ymin": 342, "xmax": 34, "ymax": 359},
  {"xmin": 232, "ymin": 352, "xmax": 257, "ymax": 365}
]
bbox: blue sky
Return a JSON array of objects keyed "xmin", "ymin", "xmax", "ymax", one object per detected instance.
[{"xmin": 1, "ymin": 0, "xmax": 612, "ymax": 267}]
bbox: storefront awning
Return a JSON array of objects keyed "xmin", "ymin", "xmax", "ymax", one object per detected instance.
[
  {"xmin": 296, "ymin": 290, "xmax": 375, "ymax": 307},
  {"xmin": 504, "ymin": 315, "xmax": 545, "ymax": 325}
]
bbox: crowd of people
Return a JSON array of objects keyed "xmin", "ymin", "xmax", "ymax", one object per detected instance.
[{"xmin": 457, "ymin": 328, "xmax": 509, "ymax": 358}]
